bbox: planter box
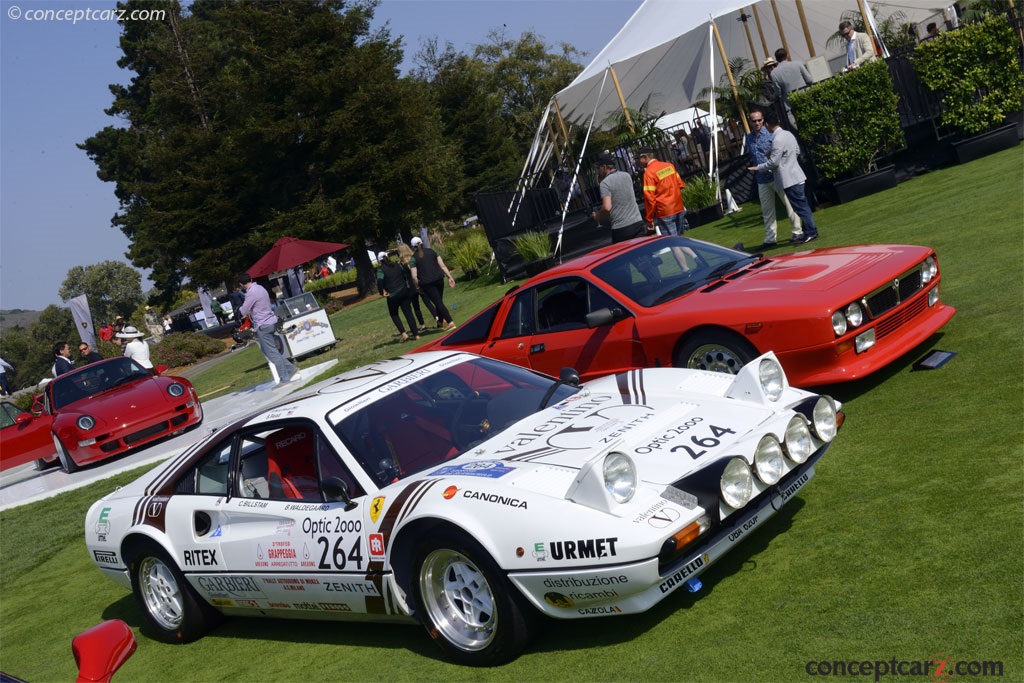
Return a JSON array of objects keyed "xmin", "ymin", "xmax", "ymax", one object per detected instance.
[
  {"xmin": 685, "ymin": 203, "xmax": 724, "ymax": 228},
  {"xmin": 952, "ymin": 124, "xmax": 1020, "ymax": 164},
  {"xmin": 834, "ymin": 165, "xmax": 897, "ymax": 204}
]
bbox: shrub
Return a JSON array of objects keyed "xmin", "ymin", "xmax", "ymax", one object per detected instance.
[
  {"xmin": 510, "ymin": 231, "xmax": 552, "ymax": 262},
  {"xmin": 305, "ymin": 268, "xmax": 357, "ymax": 293},
  {"xmin": 790, "ymin": 59, "xmax": 904, "ymax": 179},
  {"xmin": 913, "ymin": 14, "xmax": 1024, "ymax": 135},
  {"xmin": 682, "ymin": 174, "xmax": 719, "ymax": 209},
  {"xmin": 149, "ymin": 332, "xmax": 224, "ymax": 369},
  {"xmin": 445, "ymin": 229, "xmax": 493, "ymax": 276}
]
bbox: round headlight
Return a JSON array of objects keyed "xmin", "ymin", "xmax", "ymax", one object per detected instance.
[
  {"xmin": 603, "ymin": 452, "xmax": 636, "ymax": 504},
  {"xmin": 831, "ymin": 311, "xmax": 847, "ymax": 337},
  {"xmin": 76, "ymin": 415, "xmax": 96, "ymax": 431},
  {"xmin": 845, "ymin": 302, "xmax": 864, "ymax": 328},
  {"xmin": 720, "ymin": 457, "xmax": 754, "ymax": 509},
  {"xmin": 921, "ymin": 256, "xmax": 937, "ymax": 284},
  {"xmin": 754, "ymin": 435, "xmax": 784, "ymax": 485},
  {"xmin": 758, "ymin": 358, "xmax": 785, "ymax": 402},
  {"xmin": 167, "ymin": 383, "xmax": 185, "ymax": 398},
  {"xmin": 811, "ymin": 396, "xmax": 838, "ymax": 443},
  {"xmin": 784, "ymin": 415, "xmax": 813, "ymax": 464}
]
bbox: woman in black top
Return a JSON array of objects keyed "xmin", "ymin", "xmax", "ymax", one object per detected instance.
[
  {"xmin": 376, "ymin": 251, "xmax": 419, "ymax": 341},
  {"xmin": 409, "ymin": 236, "xmax": 456, "ymax": 331}
]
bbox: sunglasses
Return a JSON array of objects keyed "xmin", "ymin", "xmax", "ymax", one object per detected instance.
[{"xmin": 750, "ymin": 118, "xmax": 763, "ymax": 123}]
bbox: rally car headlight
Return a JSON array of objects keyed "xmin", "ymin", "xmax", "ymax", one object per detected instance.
[
  {"xmin": 811, "ymin": 396, "xmax": 838, "ymax": 443},
  {"xmin": 758, "ymin": 358, "xmax": 784, "ymax": 402},
  {"xmin": 754, "ymin": 435, "xmax": 784, "ymax": 485},
  {"xmin": 921, "ymin": 256, "xmax": 937, "ymax": 284},
  {"xmin": 831, "ymin": 311, "xmax": 847, "ymax": 337},
  {"xmin": 845, "ymin": 302, "xmax": 864, "ymax": 328},
  {"xmin": 167, "ymin": 383, "xmax": 186, "ymax": 398},
  {"xmin": 603, "ymin": 452, "xmax": 636, "ymax": 504},
  {"xmin": 720, "ymin": 457, "xmax": 753, "ymax": 509},
  {"xmin": 76, "ymin": 415, "xmax": 96, "ymax": 431},
  {"xmin": 784, "ymin": 416, "xmax": 813, "ymax": 464}
]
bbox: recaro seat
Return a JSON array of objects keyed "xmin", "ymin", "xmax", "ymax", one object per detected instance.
[{"xmin": 265, "ymin": 426, "xmax": 320, "ymax": 500}]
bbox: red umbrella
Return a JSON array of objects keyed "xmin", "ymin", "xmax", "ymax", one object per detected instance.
[{"xmin": 246, "ymin": 237, "xmax": 348, "ymax": 278}]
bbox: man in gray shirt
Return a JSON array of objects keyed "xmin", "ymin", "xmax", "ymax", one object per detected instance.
[
  {"xmin": 591, "ymin": 152, "xmax": 646, "ymax": 243},
  {"xmin": 770, "ymin": 48, "xmax": 813, "ymax": 129},
  {"xmin": 747, "ymin": 109, "xmax": 819, "ymax": 243}
]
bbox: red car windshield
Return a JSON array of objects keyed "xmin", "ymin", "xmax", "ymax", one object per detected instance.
[
  {"xmin": 50, "ymin": 357, "xmax": 151, "ymax": 409},
  {"xmin": 591, "ymin": 237, "xmax": 758, "ymax": 307}
]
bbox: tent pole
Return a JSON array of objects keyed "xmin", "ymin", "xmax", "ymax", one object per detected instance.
[
  {"xmin": 770, "ymin": 0, "xmax": 789, "ymax": 56},
  {"xmin": 855, "ymin": 0, "xmax": 879, "ymax": 54},
  {"xmin": 552, "ymin": 98, "xmax": 572, "ymax": 149},
  {"xmin": 739, "ymin": 10, "xmax": 758, "ymax": 66},
  {"xmin": 712, "ymin": 20, "xmax": 750, "ymax": 136},
  {"xmin": 795, "ymin": 0, "xmax": 816, "ymax": 57},
  {"xmin": 609, "ymin": 66, "xmax": 635, "ymax": 134},
  {"xmin": 751, "ymin": 4, "xmax": 769, "ymax": 59},
  {"xmin": 1009, "ymin": 0, "xmax": 1024, "ymax": 49}
]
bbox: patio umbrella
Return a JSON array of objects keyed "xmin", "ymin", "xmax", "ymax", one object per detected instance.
[{"xmin": 246, "ymin": 237, "xmax": 348, "ymax": 279}]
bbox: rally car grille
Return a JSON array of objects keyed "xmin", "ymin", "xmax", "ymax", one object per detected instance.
[
  {"xmin": 863, "ymin": 267, "xmax": 923, "ymax": 318},
  {"xmin": 875, "ymin": 295, "xmax": 927, "ymax": 340}
]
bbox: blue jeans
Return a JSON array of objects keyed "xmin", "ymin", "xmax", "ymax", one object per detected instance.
[
  {"xmin": 783, "ymin": 183, "xmax": 818, "ymax": 237},
  {"xmin": 656, "ymin": 211, "xmax": 688, "ymax": 236},
  {"xmin": 256, "ymin": 323, "xmax": 297, "ymax": 382}
]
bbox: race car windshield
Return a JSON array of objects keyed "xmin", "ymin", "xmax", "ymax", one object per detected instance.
[
  {"xmin": 592, "ymin": 236, "xmax": 757, "ymax": 307},
  {"xmin": 332, "ymin": 357, "xmax": 580, "ymax": 487}
]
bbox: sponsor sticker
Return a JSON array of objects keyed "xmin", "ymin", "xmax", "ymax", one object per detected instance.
[
  {"xmin": 368, "ymin": 533, "xmax": 386, "ymax": 558},
  {"xmin": 94, "ymin": 507, "xmax": 111, "ymax": 541},
  {"xmin": 428, "ymin": 461, "xmax": 515, "ymax": 479},
  {"xmin": 544, "ymin": 592, "xmax": 574, "ymax": 608},
  {"xmin": 545, "ymin": 537, "xmax": 618, "ymax": 561},
  {"xmin": 93, "ymin": 550, "xmax": 118, "ymax": 565}
]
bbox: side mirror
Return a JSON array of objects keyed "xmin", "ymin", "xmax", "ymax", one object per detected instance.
[
  {"xmin": 558, "ymin": 367, "xmax": 581, "ymax": 388},
  {"xmin": 323, "ymin": 476, "xmax": 357, "ymax": 511},
  {"xmin": 72, "ymin": 619, "xmax": 137, "ymax": 682},
  {"xmin": 153, "ymin": 364, "xmax": 169, "ymax": 376},
  {"xmin": 15, "ymin": 412, "xmax": 33, "ymax": 425},
  {"xmin": 585, "ymin": 307, "xmax": 627, "ymax": 328}
]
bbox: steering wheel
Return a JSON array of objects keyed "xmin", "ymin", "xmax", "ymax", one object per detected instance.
[{"xmin": 449, "ymin": 395, "xmax": 492, "ymax": 451}]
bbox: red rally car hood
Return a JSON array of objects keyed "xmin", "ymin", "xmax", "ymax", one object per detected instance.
[{"xmin": 721, "ymin": 244, "xmax": 932, "ymax": 296}]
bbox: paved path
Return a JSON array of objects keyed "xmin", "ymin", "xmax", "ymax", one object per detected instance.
[{"xmin": 0, "ymin": 360, "xmax": 338, "ymax": 511}]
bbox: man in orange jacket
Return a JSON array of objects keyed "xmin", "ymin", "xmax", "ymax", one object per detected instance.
[{"xmin": 638, "ymin": 147, "xmax": 687, "ymax": 235}]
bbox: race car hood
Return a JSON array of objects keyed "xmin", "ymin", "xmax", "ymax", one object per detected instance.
[
  {"xmin": 465, "ymin": 370, "xmax": 778, "ymax": 487},
  {"xmin": 715, "ymin": 244, "xmax": 931, "ymax": 296}
]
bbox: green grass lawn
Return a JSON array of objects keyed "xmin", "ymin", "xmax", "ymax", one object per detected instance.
[{"xmin": 2, "ymin": 146, "xmax": 1021, "ymax": 682}]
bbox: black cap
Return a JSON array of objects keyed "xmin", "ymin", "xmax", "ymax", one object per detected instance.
[{"xmin": 594, "ymin": 152, "xmax": 616, "ymax": 167}]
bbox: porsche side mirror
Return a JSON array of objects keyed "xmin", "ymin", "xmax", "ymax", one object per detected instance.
[
  {"xmin": 72, "ymin": 619, "xmax": 137, "ymax": 683},
  {"xmin": 153, "ymin": 364, "xmax": 169, "ymax": 376},
  {"xmin": 15, "ymin": 412, "xmax": 33, "ymax": 425},
  {"xmin": 585, "ymin": 307, "xmax": 627, "ymax": 328}
]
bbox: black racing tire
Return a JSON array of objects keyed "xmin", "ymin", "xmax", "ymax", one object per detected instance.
[
  {"xmin": 129, "ymin": 542, "xmax": 221, "ymax": 643},
  {"xmin": 54, "ymin": 436, "xmax": 79, "ymax": 474},
  {"xmin": 675, "ymin": 329, "xmax": 759, "ymax": 375},
  {"xmin": 410, "ymin": 528, "xmax": 534, "ymax": 666}
]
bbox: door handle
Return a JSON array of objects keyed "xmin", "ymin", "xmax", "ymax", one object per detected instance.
[{"xmin": 530, "ymin": 343, "xmax": 545, "ymax": 354}]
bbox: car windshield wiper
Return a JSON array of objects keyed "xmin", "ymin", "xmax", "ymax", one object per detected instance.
[
  {"xmin": 651, "ymin": 280, "xmax": 703, "ymax": 306},
  {"xmin": 700, "ymin": 256, "xmax": 761, "ymax": 284},
  {"xmin": 107, "ymin": 372, "xmax": 149, "ymax": 389}
]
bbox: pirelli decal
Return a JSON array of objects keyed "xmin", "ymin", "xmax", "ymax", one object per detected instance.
[{"xmin": 616, "ymin": 370, "xmax": 646, "ymax": 405}]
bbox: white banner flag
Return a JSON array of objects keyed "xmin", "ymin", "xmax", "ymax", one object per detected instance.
[
  {"xmin": 69, "ymin": 294, "xmax": 96, "ymax": 348},
  {"xmin": 198, "ymin": 287, "xmax": 216, "ymax": 328}
]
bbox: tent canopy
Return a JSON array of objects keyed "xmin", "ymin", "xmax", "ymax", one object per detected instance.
[
  {"xmin": 553, "ymin": 0, "xmax": 954, "ymax": 131},
  {"xmin": 247, "ymin": 237, "xmax": 348, "ymax": 279}
]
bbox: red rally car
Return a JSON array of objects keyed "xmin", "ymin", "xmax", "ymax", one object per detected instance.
[{"xmin": 417, "ymin": 236, "xmax": 955, "ymax": 387}]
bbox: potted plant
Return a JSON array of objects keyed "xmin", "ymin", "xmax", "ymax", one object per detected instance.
[
  {"xmin": 790, "ymin": 59, "xmax": 904, "ymax": 203},
  {"xmin": 445, "ymin": 229, "xmax": 493, "ymax": 279},
  {"xmin": 510, "ymin": 230, "xmax": 554, "ymax": 276},
  {"xmin": 913, "ymin": 14, "xmax": 1024, "ymax": 163},
  {"xmin": 682, "ymin": 174, "xmax": 723, "ymax": 227}
]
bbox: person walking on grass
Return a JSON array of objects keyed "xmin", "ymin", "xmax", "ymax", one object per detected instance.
[
  {"xmin": 409, "ymin": 236, "xmax": 457, "ymax": 331},
  {"xmin": 237, "ymin": 272, "xmax": 299, "ymax": 386},
  {"xmin": 377, "ymin": 251, "xmax": 419, "ymax": 342}
]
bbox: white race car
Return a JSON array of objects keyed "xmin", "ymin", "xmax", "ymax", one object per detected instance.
[{"xmin": 85, "ymin": 351, "xmax": 841, "ymax": 665}]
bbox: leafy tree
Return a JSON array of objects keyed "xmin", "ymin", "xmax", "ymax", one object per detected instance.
[
  {"xmin": 58, "ymin": 260, "xmax": 145, "ymax": 325},
  {"xmin": 826, "ymin": 7, "xmax": 915, "ymax": 53},
  {"xmin": 80, "ymin": 0, "xmax": 461, "ymax": 300}
]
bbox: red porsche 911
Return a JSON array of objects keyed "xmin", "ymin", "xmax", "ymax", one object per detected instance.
[
  {"xmin": 30, "ymin": 356, "xmax": 203, "ymax": 473},
  {"xmin": 418, "ymin": 236, "xmax": 955, "ymax": 387}
]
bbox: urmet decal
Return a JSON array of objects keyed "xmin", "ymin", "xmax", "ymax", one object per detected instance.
[{"xmin": 547, "ymin": 538, "xmax": 618, "ymax": 560}]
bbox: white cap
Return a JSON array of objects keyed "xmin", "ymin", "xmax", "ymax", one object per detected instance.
[
  {"xmin": 410, "ymin": 236, "xmax": 423, "ymax": 247},
  {"xmin": 377, "ymin": 251, "xmax": 388, "ymax": 262}
]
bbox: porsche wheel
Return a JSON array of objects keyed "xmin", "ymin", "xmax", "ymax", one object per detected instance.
[
  {"xmin": 411, "ymin": 529, "xmax": 533, "ymax": 666},
  {"xmin": 130, "ymin": 543, "xmax": 220, "ymax": 643},
  {"xmin": 54, "ymin": 436, "xmax": 79, "ymax": 474},
  {"xmin": 676, "ymin": 330, "xmax": 758, "ymax": 375}
]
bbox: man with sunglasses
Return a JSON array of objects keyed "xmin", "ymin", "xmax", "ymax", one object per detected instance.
[
  {"xmin": 79, "ymin": 342, "xmax": 104, "ymax": 366},
  {"xmin": 839, "ymin": 21, "xmax": 876, "ymax": 71},
  {"xmin": 745, "ymin": 107, "xmax": 803, "ymax": 250}
]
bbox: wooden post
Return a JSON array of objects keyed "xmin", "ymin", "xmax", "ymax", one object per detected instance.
[
  {"xmin": 770, "ymin": 0, "xmax": 789, "ymax": 55},
  {"xmin": 712, "ymin": 21, "xmax": 749, "ymax": 135},
  {"xmin": 739, "ymin": 10, "xmax": 758, "ymax": 66},
  {"xmin": 609, "ymin": 66, "xmax": 635, "ymax": 134},
  {"xmin": 552, "ymin": 98, "xmax": 571, "ymax": 147},
  {"xmin": 795, "ymin": 0, "xmax": 816, "ymax": 57},
  {"xmin": 752, "ymin": 4, "xmax": 769, "ymax": 59},
  {"xmin": 856, "ymin": 0, "xmax": 879, "ymax": 55}
]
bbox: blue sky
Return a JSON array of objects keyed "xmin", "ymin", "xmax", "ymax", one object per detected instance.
[{"xmin": 0, "ymin": 0, "xmax": 642, "ymax": 311}]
